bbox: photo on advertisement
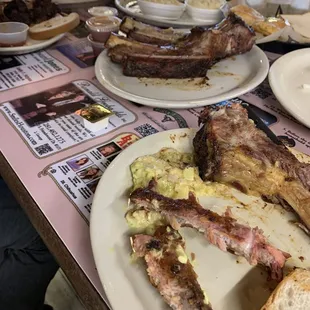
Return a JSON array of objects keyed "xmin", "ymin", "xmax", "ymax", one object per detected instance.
[
  {"xmin": 66, "ymin": 155, "xmax": 93, "ymax": 172},
  {"xmin": 57, "ymin": 40, "xmax": 96, "ymax": 68},
  {"xmin": 97, "ymin": 142, "xmax": 122, "ymax": 158},
  {"xmin": 0, "ymin": 56, "xmax": 22, "ymax": 70},
  {"xmin": 77, "ymin": 165, "xmax": 103, "ymax": 183},
  {"xmin": 10, "ymin": 83, "xmax": 97, "ymax": 127}
]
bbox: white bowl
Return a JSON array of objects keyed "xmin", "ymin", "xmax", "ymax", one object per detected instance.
[
  {"xmin": 138, "ymin": 0, "xmax": 186, "ymax": 20},
  {"xmin": 0, "ymin": 22, "xmax": 29, "ymax": 47},
  {"xmin": 88, "ymin": 6, "xmax": 118, "ymax": 17},
  {"xmin": 186, "ymin": 2, "xmax": 223, "ymax": 22}
]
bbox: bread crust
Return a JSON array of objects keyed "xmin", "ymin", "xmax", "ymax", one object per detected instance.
[
  {"xmin": 261, "ymin": 268, "xmax": 310, "ymax": 310},
  {"xmin": 29, "ymin": 12, "xmax": 80, "ymax": 40}
]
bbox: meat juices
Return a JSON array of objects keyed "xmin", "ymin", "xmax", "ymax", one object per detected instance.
[{"xmin": 130, "ymin": 183, "xmax": 290, "ymax": 281}]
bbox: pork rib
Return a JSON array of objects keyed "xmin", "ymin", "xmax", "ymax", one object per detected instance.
[
  {"xmin": 123, "ymin": 55, "xmax": 214, "ymax": 78},
  {"xmin": 106, "ymin": 13, "xmax": 256, "ymax": 78},
  {"xmin": 130, "ymin": 183, "xmax": 290, "ymax": 281},
  {"xmin": 120, "ymin": 17, "xmax": 185, "ymax": 45},
  {"xmin": 132, "ymin": 226, "xmax": 212, "ymax": 310},
  {"xmin": 193, "ymin": 104, "xmax": 310, "ymax": 232}
]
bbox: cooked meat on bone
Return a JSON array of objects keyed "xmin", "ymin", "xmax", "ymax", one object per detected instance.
[
  {"xmin": 132, "ymin": 226, "xmax": 212, "ymax": 310},
  {"xmin": 2, "ymin": 0, "xmax": 60, "ymax": 25},
  {"xmin": 106, "ymin": 13, "xmax": 256, "ymax": 78},
  {"xmin": 130, "ymin": 182, "xmax": 290, "ymax": 281},
  {"xmin": 193, "ymin": 104, "xmax": 310, "ymax": 232},
  {"xmin": 120, "ymin": 17, "xmax": 185, "ymax": 45}
]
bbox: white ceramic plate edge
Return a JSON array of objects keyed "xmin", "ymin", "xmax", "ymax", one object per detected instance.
[
  {"xmin": 0, "ymin": 33, "xmax": 65, "ymax": 55},
  {"xmin": 95, "ymin": 46, "xmax": 269, "ymax": 109},
  {"xmin": 268, "ymin": 48, "xmax": 310, "ymax": 128}
]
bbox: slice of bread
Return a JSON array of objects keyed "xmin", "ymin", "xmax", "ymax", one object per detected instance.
[
  {"xmin": 29, "ymin": 12, "xmax": 80, "ymax": 40},
  {"xmin": 261, "ymin": 268, "xmax": 310, "ymax": 310},
  {"xmin": 230, "ymin": 4, "xmax": 265, "ymax": 27}
]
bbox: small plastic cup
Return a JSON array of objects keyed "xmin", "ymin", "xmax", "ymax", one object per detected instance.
[
  {"xmin": 87, "ymin": 34, "xmax": 105, "ymax": 57},
  {"xmin": 86, "ymin": 16, "xmax": 121, "ymax": 43},
  {"xmin": 0, "ymin": 22, "xmax": 29, "ymax": 47}
]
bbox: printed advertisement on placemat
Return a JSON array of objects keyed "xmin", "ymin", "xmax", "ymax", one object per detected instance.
[
  {"xmin": 0, "ymin": 51, "xmax": 69, "ymax": 91},
  {"xmin": 57, "ymin": 39, "xmax": 96, "ymax": 68},
  {"xmin": 0, "ymin": 80, "xmax": 137, "ymax": 157},
  {"xmin": 48, "ymin": 133, "xmax": 140, "ymax": 221}
]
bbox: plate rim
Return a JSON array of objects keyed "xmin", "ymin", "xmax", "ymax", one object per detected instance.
[
  {"xmin": 0, "ymin": 33, "xmax": 65, "ymax": 55},
  {"xmin": 268, "ymin": 48, "xmax": 310, "ymax": 128},
  {"xmin": 95, "ymin": 46, "xmax": 269, "ymax": 109},
  {"xmin": 114, "ymin": 0, "xmax": 219, "ymax": 27}
]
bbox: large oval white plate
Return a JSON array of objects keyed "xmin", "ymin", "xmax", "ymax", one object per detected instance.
[
  {"xmin": 0, "ymin": 34, "xmax": 65, "ymax": 56},
  {"xmin": 269, "ymin": 48, "xmax": 310, "ymax": 129},
  {"xmin": 90, "ymin": 129, "xmax": 310, "ymax": 310},
  {"xmin": 115, "ymin": 0, "xmax": 220, "ymax": 28},
  {"xmin": 95, "ymin": 46, "xmax": 269, "ymax": 109}
]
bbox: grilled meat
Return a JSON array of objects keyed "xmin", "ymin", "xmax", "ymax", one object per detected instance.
[
  {"xmin": 130, "ymin": 182, "xmax": 290, "ymax": 281},
  {"xmin": 1, "ymin": 0, "xmax": 60, "ymax": 25},
  {"xmin": 123, "ymin": 55, "xmax": 214, "ymax": 79},
  {"xmin": 131, "ymin": 225, "xmax": 212, "ymax": 310},
  {"xmin": 120, "ymin": 17, "xmax": 185, "ymax": 45},
  {"xmin": 106, "ymin": 13, "xmax": 255, "ymax": 79},
  {"xmin": 106, "ymin": 35, "xmax": 161, "ymax": 63},
  {"xmin": 193, "ymin": 104, "xmax": 310, "ymax": 232}
]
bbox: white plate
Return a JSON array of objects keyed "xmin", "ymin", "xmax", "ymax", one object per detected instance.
[
  {"xmin": 269, "ymin": 48, "xmax": 310, "ymax": 128},
  {"xmin": 95, "ymin": 46, "xmax": 269, "ymax": 109},
  {"xmin": 0, "ymin": 34, "xmax": 65, "ymax": 56},
  {"xmin": 90, "ymin": 129, "xmax": 310, "ymax": 310},
  {"xmin": 115, "ymin": 0, "xmax": 220, "ymax": 28}
]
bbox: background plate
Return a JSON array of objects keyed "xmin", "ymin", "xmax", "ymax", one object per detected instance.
[
  {"xmin": 115, "ymin": 0, "xmax": 220, "ymax": 28},
  {"xmin": 269, "ymin": 48, "xmax": 310, "ymax": 128},
  {"xmin": 90, "ymin": 129, "xmax": 310, "ymax": 310},
  {"xmin": 95, "ymin": 46, "xmax": 269, "ymax": 109},
  {"xmin": 0, "ymin": 34, "xmax": 65, "ymax": 56}
]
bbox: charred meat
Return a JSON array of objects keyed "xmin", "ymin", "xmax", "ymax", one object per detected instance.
[
  {"xmin": 130, "ymin": 182, "xmax": 290, "ymax": 281},
  {"xmin": 106, "ymin": 13, "xmax": 255, "ymax": 79},
  {"xmin": 120, "ymin": 17, "xmax": 185, "ymax": 45},
  {"xmin": 131, "ymin": 226, "xmax": 212, "ymax": 310},
  {"xmin": 193, "ymin": 104, "xmax": 310, "ymax": 232},
  {"xmin": 1, "ymin": 0, "xmax": 60, "ymax": 25}
]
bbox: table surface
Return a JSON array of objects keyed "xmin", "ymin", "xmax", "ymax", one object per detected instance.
[{"xmin": 0, "ymin": 4, "xmax": 310, "ymax": 310}]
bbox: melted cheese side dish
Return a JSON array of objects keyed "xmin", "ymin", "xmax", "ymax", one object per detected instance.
[
  {"xmin": 130, "ymin": 147, "xmax": 217, "ymax": 199},
  {"xmin": 187, "ymin": 0, "xmax": 225, "ymax": 9}
]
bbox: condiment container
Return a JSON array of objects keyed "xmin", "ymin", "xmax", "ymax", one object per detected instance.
[
  {"xmin": 88, "ymin": 6, "xmax": 118, "ymax": 17},
  {"xmin": 86, "ymin": 16, "xmax": 121, "ymax": 43},
  {"xmin": 185, "ymin": 0, "xmax": 224, "ymax": 22},
  {"xmin": 138, "ymin": 0, "xmax": 186, "ymax": 20},
  {"xmin": 0, "ymin": 22, "xmax": 29, "ymax": 47},
  {"xmin": 87, "ymin": 34, "xmax": 105, "ymax": 57},
  {"xmin": 75, "ymin": 104, "xmax": 114, "ymax": 132}
]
